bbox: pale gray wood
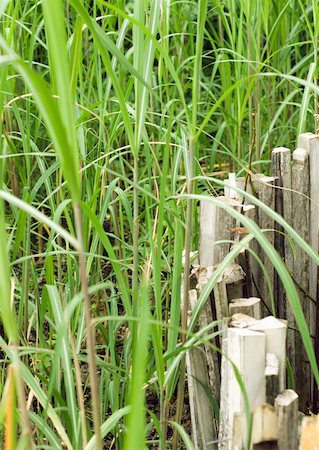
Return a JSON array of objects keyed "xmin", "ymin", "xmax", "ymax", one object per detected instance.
[
  {"xmin": 297, "ymin": 134, "xmax": 319, "ymax": 410},
  {"xmin": 218, "ymin": 328, "xmax": 266, "ymax": 450},
  {"xmin": 251, "ymin": 404, "xmax": 278, "ymax": 445},
  {"xmin": 274, "ymin": 389, "xmax": 299, "ymax": 450},
  {"xmin": 219, "ymin": 336, "xmax": 230, "ymax": 450},
  {"xmin": 229, "ymin": 297, "xmax": 261, "ymax": 319},
  {"xmin": 196, "ymin": 291, "xmax": 221, "ymax": 405},
  {"xmin": 291, "ymin": 146, "xmax": 311, "ymax": 412},
  {"xmin": 199, "ymin": 196, "xmax": 238, "ymax": 267},
  {"xmin": 232, "ymin": 406, "xmax": 279, "ymax": 450},
  {"xmin": 249, "ymin": 316, "xmax": 287, "ymax": 394},
  {"xmin": 200, "ymin": 200, "xmax": 219, "ymax": 266},
  {"xmin": 214, "ymin": 275, "xmax": 229, "ymax": 331},
  {"xmin": 271, "ymin": 147, "xmax": 292, "ymax": 320},
  {"xmin": 235, "ymin": 175, "xmax": 276, "ymax": 314},
  {"xmin": 249, "ymin": 175, "xmax": 276, "ymax": 316},
  {"xmin": 187, "ymin": 289, "xmax": 218, "ymax": 450},
  {"xmin": 229, "ymin": 313, "xmax": 258, "ymax": 328},
  {"xmin": 265, "ymin": 353, "xmax": 279, "ymax": 404},
  {"xmin": 298, "ymin": 133, "xmax": 319, "ymax": 304},
  {"xmin": 231, "ymin": 412, "xmax": 246, "ymax": 450}
]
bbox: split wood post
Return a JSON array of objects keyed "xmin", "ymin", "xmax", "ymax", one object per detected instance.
[
  {"xmin": 298, "ymin": 133, "xmax": 319, "ymax": 311},
  {"xmin": 229, "ymin": 297, "xmax": 261, "ymax": 319},
  {"xmin": 291, "ymin": 146, "xmax": 311, "ymax": 412},
  {"xmin": 213, "ymin": 264, "xmax": 247, "ymax": 332},
  {"xmin": 198, "ymin": 297, "xmax": 221, "ymax": 407},
  {"xmin": 251, "ymin": 404, "xmax": 278, "ymax": 448},
  {"xmin": 194, "ymin": 269, "xmax": 222, "ymax": 405},
  {"xmin": 199, "ymin": 195, "xmax": 254, "ymax": 267},
  {"xmin": 249, "ymin": 175, "xmax": 276, "ymax": 316},
  {"xmin": 299, "ymin": 414, "xmax": 319, "ymax": 450},
  {"xmin": 225, "ymin": 175, "xmax": 256, "ymax": 298},
  {"xmin": 218, "ymin": 327, "xmax": 266, "ymax": 450},
  {"xmin": 232, "ymin": 405, "xmax": 279, "ymax": 450},
  {"xmin": 274, "ymin": 389, "xmax": 299, "ymax": 450},
  {"xmin": 223, "ymin": 263, "xmax": 246, "ymax": 301},
  {"xmin": 194, "ymin": 263, "xmax": 245, "ymax": 397},
  {"xmin": 265, "ymin": 353, "xmax": 280, "ymax": 404},
  {"xmin": 213, "ymin": 275, "xmax": 229, "ymax": 333},
  {"xmin": 249, "ymin": 316, "xmax": 287, "ymax": 394},
  {"xmin": 186, "ymin": 289, "xmax": 218, "ymax": 450},
  {"xmin": 298, "ymin": 133, "xmax": 319, "ymax": 412},
  {"xmin": 199, "ymin": 196, "xmax": 236, "ymax": 267},
  {"xmin": 231, "ymin": 174, "xmax": 276, "ymax": 311},
  {"xmin": 271, "ymin": 147, "xmax": 292, "ymax": 319}
]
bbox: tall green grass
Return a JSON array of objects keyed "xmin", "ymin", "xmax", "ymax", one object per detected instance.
[{"xmin": 0, "ymin": 0, "xmax": 318, "ymax": 448}]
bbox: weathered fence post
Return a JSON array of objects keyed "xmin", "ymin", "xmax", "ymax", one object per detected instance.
[
  {"xmin": 249, "ymin": 316, "xmax": 287, "ymax": 394},
  {"xmin": 233, "ymin": 175, "xmax": 277, "ymax": 315},
  {"xmin": 299, "ymin": 413, "xmax": 319, "ymax": 449},
  {"xmin": 186, "ymin": 289, "xmax": 218, "ymax": 450},
  {"xmin": 249, "ymin": 175, "xmax": 276, "ymax": 316},
  {"xmin": 218, "ymin": 327, "xmax": 266, "ymax": 450},
  {"xmin": 275, "ymin": 389, "xmax": 299, "ymax": 450},
  {"xmin": 199, "ymin": 197, "xmax": 235, "ymax": 267},
  {"xmin": 291, "ymin": 146, "xmax": 311, "ymax": 412},
  {"xmin": 271, "ymin": 147, "xmax": 292, "ymax": 318},
  {"xmin": 298, "ymin": 133, "xmax": 319, "ymax": 308},
  {"xmin": 228, "ymin": 297, "xmax": 261, "ymax": 318}
]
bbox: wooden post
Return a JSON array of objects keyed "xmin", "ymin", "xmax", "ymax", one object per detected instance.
[
  {"xmin": 199, "ymin": 197, "xmax": 236, "ymax": 267},
  {"xmin": 218, "ymin": 327, "xmax": 266, "ymax": 450},
  {"xmin": 265, "ymin": 353, "xmax": 280, "ymax": 404},
  {"xmin": 275, "ymin": 389, "xmax": 299, "ymax": 450},
  {"xmin": 298, "ymin": 133, "xmax": 319, "ymax": 306},
  {"xmin": 223, "ymin": 263, "xmax": 245, "ymax": 301},
  {"xmin": 249, "ymin": 175, "xmax": 276, "ymax": 316},
  {"xmin": 219, "ymin": 336, "xmax": 230, "ymax": 450},
  {"xmin": 213, "ymin": 275, "xmax": 229, "ymax": 331},
  {"xmin": 292, "ymin": 146, "xmax": 311, "ymax": 412},
  {"xmin": 271, "ymin": 147, "xmax": 292, "ymax": 319},
  {"xmin": 232, "ymin": 405, "xmax": 279, "ymax": 450},
  {"xmin": 199, "ymin": 196, "xmax": 252, "ymax": 268},
  {"xmin": 251, "ymin": 404, "xmax": 278, "ymax": 446},
  {"xmin": 229, "ymin": 297, "xmax": 261, "ymax": 319},
  {"xmin": 186, "ymin": 289, "xmax": 218, "ymax": 449},
  {"xmin": 194, "ymin": 288, "xmax": 221, "ymax": 406},
  {"xmin": 249, "ymin": 316, "xmax": 287, "ymax": 394},
  {"xmin": 298, "ymin": 133, "xmax": 319, "ymax": 412},
  {"xmin": 299, "ymin": 414, "xmax": 319, "ymax": 450},
  {"xmin": 235, "ymin": 175, "xmax": 276, "ymax": 315},
  {"xmin": 193, "ymin": 263, "xmax": 245, "ymax": 404}
]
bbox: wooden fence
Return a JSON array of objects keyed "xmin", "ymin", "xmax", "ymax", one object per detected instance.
[{"xmin": 185, "ymin": 133, "xmax": 319, "ymax": 449}]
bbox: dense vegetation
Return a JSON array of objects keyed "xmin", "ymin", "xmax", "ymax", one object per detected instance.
[{"xmin": 0, "ymin": 0, "xmax": 319, "ymax": 448}]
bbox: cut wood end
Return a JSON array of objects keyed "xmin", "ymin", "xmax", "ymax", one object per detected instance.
[
  {"xmin": 249, "ymin": 315, "xmax": 287, "ymax": 331},
  {"xmin": 250, "ymin": 174, "xmax": 277, "ymax": 183},
  {"xmin": 298, "ymin": 132, "xmax": 318, "ymax": 150},
  {"xmin": 229, "ymin": 313, "xmax": 258, "ymax": 328},
  {"xmin": 274, "ymin": 388, "xmax": 298, "ymax": 407},
  {"xmin": 293, "ymin": 147, "xmax": 309, "ymax": 162},
  {"xmin": 272, "ymin": 147, "xmax": 291, "ymax": 154},
  {"xmin": 222, "ymin": 263, "xmax": 245, "ymax": 284},
  {"xmin": 228, "ymin": 326, "xmax": 265, "ymax": 337},
  {"xmin": 230, "ymin": 297, "xmax": 261, "ymax": 306},
  {"xmin": 192, "ymin": 263, "xmax": 245, "ymax": 287},
  {"xmin": 265, "ymin": 352, "xmax": 279, "ymax": 376}
]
